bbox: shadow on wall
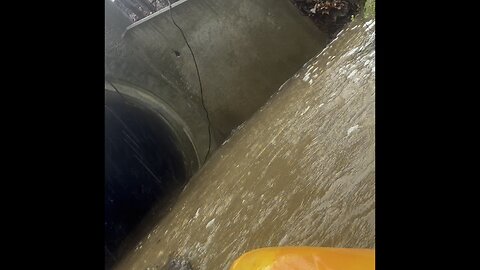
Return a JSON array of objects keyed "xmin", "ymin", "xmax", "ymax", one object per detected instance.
[{"xmin": 105, "ymin": 91, "xmax": 187, "ymax": 267}]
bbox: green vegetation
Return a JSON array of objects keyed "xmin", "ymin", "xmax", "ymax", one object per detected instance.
[{"xmin": 363, "ymin": 0, "xmax": 375, "ymax": 19}]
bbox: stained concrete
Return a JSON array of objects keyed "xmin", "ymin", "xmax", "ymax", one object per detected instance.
[{"xmin": 105, "ymin": 0, "xmax": 328, "ymax": 162}]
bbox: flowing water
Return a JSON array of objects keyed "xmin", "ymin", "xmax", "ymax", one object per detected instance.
[{"xmin": 114, "ymin": 18, "xmax": 375, "ymax": 270}]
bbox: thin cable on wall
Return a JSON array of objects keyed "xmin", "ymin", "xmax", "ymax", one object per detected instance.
[{"xmin": 167, "ymin": 0, "xmax": 212, "ymax": 162}]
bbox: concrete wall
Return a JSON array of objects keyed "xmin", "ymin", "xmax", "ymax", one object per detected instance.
[{"xmin": 105, "ymin": 0, "xmax": 328, "ymax": 163}]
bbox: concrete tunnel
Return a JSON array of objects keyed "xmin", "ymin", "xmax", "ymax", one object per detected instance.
[{"xmin": 105, "ymin": 0, "xmax": 375, "ymax": 268}]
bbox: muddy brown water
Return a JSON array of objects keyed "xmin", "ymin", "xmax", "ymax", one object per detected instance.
[{"xmin": 113, "ymin": 18, "xmax": 375, "ymax": 270}]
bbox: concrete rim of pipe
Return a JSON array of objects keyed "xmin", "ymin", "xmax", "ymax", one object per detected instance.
[{"xmin": 105, "ymin": 80, "xmax": 201, "ymax": 178}]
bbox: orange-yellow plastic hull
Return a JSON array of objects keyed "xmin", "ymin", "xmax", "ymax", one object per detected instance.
[{"xmin": 229, "ymin": 247, "xmax": 375, "ymax": 270}]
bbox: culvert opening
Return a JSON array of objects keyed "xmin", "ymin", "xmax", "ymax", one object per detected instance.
[{"xmin": 105, "ymin": 89, "xmax": 192, "ymax": 268}]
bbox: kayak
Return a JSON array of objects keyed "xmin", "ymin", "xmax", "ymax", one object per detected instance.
[{"xmin": 229, "ymin": 247, "xmax": 375, "ymax": 270}]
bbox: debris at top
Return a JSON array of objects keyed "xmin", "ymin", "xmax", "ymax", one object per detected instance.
[{"xmin": 292, "ymin": 0, "xmax": 362, "ymax": 39}]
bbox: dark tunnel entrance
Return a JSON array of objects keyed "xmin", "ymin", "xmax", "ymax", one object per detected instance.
[{"xmin": 105, "ymin": 89, "xmax": 189, "ymax": 268}]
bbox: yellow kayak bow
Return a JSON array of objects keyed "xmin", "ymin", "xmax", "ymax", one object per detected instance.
[{"xmin": 229, "ymin": 247, "xmax": 375, "ymax": 270}]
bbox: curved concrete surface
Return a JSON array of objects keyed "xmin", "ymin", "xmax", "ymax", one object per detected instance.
[
  {"xmin": 105, "ymin": 0, "xmax": 328, "ymax": 159},
  {"xmin": 105, "ymin": 86, "xmax": 201, "ymax": 268},
  {"xmin": 105, "ymin": 90, "xmax": 187, "ymax": 251},
  {"xmin": 113, "ymin": 19, "xmax": 375, "ymax": 270}
]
